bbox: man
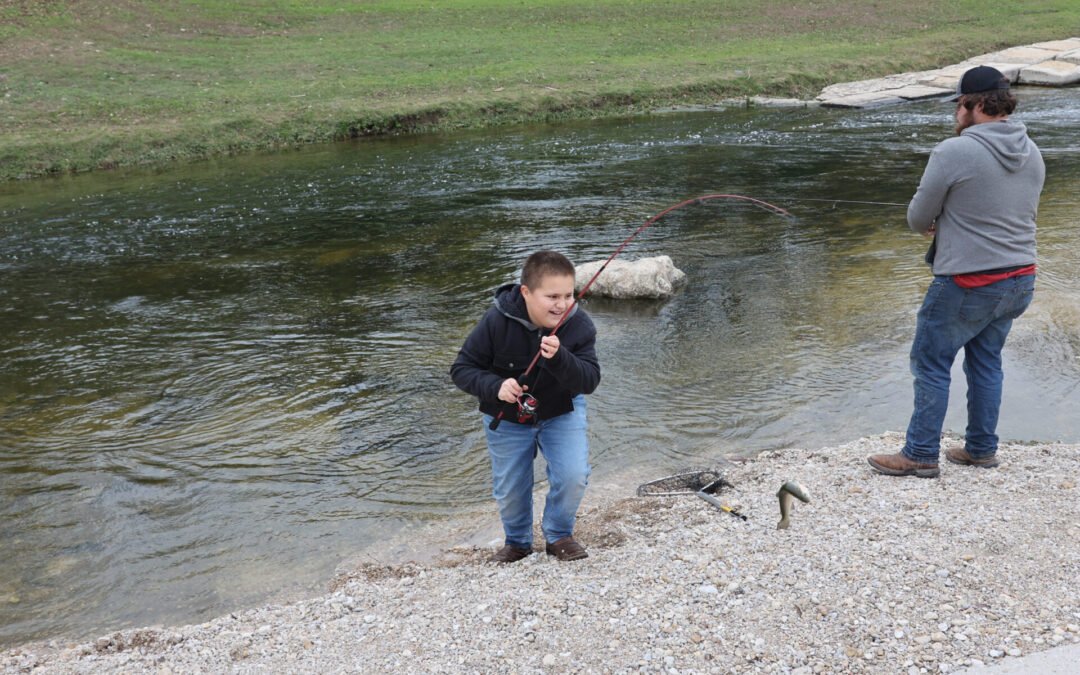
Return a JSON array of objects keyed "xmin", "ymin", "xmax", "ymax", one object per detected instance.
[{"xmin": 868, "ymin": 65, "xmax": 1045, "ymax": 478}]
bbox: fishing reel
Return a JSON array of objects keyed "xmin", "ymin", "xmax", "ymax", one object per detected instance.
[
  {"xmin": 516, "ymin": 393, "xmax": 539, "ymax": 423},
  {"xmin": 488, "ymin": 387, "xmax": 539, "ymax": 430}
]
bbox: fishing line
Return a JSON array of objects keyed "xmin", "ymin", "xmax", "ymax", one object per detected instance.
[{"xmin": 488, "ymin": 193, "xmax": 791, "ymax": 430}]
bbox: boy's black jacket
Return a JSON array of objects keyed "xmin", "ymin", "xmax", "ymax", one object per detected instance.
[{"xmin": 451, "ymin": 283, "xmax": 601, "ymax": 422}]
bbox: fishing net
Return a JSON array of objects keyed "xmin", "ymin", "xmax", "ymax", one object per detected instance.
[{"xmin": 636, "ymin": 468, "xmax": 730, "ymax": 497}]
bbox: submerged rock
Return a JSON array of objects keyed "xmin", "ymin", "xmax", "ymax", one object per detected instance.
[{"xmin": 574, "ymin": 255, "xmax": 686, "ymax": 299}]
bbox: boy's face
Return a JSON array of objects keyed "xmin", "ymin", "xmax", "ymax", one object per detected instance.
[{"xmin": 521, "ymin": 273, "xmax": 575, "ymax": 329}]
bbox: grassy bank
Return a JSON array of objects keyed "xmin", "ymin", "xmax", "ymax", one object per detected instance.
[{"xmin": 1, "ymin": 0, "xmax": 1077, "ymax": 181}]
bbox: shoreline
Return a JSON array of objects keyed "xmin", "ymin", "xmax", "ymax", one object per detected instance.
[{"xmin": 6, "ymin": 433, "xmax": 1080, "ymax": 673}]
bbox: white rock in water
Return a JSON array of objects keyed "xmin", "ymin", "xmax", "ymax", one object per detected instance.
[{"xmin": 574, "ymin": 255, "xmax": 686, "ymax": 299}]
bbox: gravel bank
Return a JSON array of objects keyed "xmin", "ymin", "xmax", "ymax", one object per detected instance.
[{"xmin": 5, "ymin": 433, "xmax": 1080, "ymax": 674}]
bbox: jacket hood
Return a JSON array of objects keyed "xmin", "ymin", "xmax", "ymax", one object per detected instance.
[
  {"xmin": 961, "ymin": 120, "xmax": 1035, "ymax": 172},
  {"xmin": 493, "ymin": 282, "xmax": 578, "ymax": 331}
]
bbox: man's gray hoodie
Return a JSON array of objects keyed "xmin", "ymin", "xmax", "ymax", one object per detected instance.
[{"xmin": 907, "ymin": 119, "xmax": 1044, "ymax": 276}]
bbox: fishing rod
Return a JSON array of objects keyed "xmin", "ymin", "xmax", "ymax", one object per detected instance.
[
  {"xmin": 488, "ymin": 193, "xmax": 792, "ymax": 430},
  {"xmin": 763, "ymin": 197, "xmax": 908, "ymax": 208}
]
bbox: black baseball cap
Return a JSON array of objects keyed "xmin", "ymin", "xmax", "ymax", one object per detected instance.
[{"xmin": 947, "ymin": 65, "xmax": 1010, "ymax": 101}]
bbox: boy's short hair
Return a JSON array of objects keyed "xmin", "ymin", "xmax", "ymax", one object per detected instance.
[{"xmin": 521, "ymin": 250, "xmax": 576, "ymax": 290}]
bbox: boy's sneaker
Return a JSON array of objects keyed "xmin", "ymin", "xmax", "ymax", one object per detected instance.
[
  {"xmin": 490, "ymin": 545, "xmax": 532, "ymax": 563},
  {"xmin": 945, "ymin": 445, "xmax": 1000, "ymax": 468},
  {"xmin": 545, "ymin": 536, "xmax": 588, "ymax": 561}
]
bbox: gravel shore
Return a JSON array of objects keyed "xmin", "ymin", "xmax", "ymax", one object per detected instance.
[{"xmin": 5, "ymin": 433, "xmax": 1080, "ymax": 674}]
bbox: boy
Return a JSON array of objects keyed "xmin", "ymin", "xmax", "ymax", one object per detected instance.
[{"xmin": 451, "ymin": 250, "xmax": 601, "ymax": 563}]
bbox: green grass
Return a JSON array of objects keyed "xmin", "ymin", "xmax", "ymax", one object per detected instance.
[{"xmin": 1, "ymin": 0, "xmax": 1077, "ymax": 180}]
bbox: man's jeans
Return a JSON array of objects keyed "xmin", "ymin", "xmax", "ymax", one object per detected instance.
[
  {"xmin": 903, "ymin": 274, "xmax": 1034, "ymax": 463},
  {"xmin": 482, "ymin": 395, "xmax": 590, "ymax": 549}
]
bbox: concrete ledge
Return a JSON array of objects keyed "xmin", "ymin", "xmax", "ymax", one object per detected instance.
[{"xmin": 960, "ymin": 641, "xmax": 1080, "ymax": 674}]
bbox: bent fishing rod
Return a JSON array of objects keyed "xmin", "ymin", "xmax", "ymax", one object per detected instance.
[{"xmin": 488, "ymin": 193, "xmax": 792, "ymax": 430}]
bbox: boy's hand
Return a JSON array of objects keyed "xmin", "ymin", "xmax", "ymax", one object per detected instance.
[
  {"xmin": 498, "ymin": 378, "xmax": 526, "ymax": 403},
  {"xmin": 539, "ymin": 335, "xmax": 560, "ymax": 359}
]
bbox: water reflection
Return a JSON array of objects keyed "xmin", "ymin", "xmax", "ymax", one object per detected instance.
[{"xmin": 1, "ymin": 88, "xmax": 1078, "ymax": 646}]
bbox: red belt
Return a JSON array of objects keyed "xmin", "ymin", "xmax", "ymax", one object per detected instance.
[{"xmin": 953, "ymin": 265, "xmax": 1035, "ymax": 289}]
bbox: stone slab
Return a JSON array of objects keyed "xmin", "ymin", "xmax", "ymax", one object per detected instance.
[
  {"xmin": 1031, "ymin": 39, "xmax": 1080, "ymax": 52},
  {"xmin": 747, "ymin": 96, "xmax": 813, "ymax": 107},
  {"xmin": 971, "ymin": 46, "xmax": 1061, "ymax": 65},
  {"xmin": 915, "ymin": 66, "xmax": 967, "ymax": 90},
  {"xmin": 986, "ymin": 63, "xmax": 1023, "ymax": 82},
  {"xmin": 917, "ymin": 64, "xmax": 1020, "ymax": 92},
  {"xmin": 817, "ymin": 73, "xmax": 925, "ymax": 99},
  {"xmin": 918, "ymin": 75, "xmax": 961, "ymax": 90},
  {"xmin": 1056, "ymin": 48, "xmax": 1080, "ymax": 65},
  {"xmin": 1019, "ymin": 60, "xmax": 1080, "ymax": 86},
  {"xmin": 819, "ymin": 92, "xmax": 905, "ymax": 109},
  {"xmin": 958, "ymin": 63, "xmax": 1023, "ymax": 82},
  {"xmin": 921, "ymin": 65, "xmax": 970, "ymax": 78},
  {"xmin": 893, "ymin": 85, "xmax": 954, "ymax": 101}
]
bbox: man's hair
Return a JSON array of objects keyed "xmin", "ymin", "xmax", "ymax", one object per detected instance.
[
  {"xmin": 959, "ymin": 85, "xmax": 1017, "ymax": 117},
  {"xmin": 521, "ymin": 250, "xmax": 575, "ymax": 290}
]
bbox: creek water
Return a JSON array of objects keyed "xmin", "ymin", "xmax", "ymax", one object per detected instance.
[{"xmin": 2, "ymin": 89, "xmax": 1078, "ymax": 647}]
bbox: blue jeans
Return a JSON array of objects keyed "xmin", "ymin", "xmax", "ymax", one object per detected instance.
[
  {"xmin": 482, "ymin": 395, "xmax": 590, "ymax": 549},
  {"xmin": 903, "ymin": 275, "xmax": 1034, "ymax": 463}
]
